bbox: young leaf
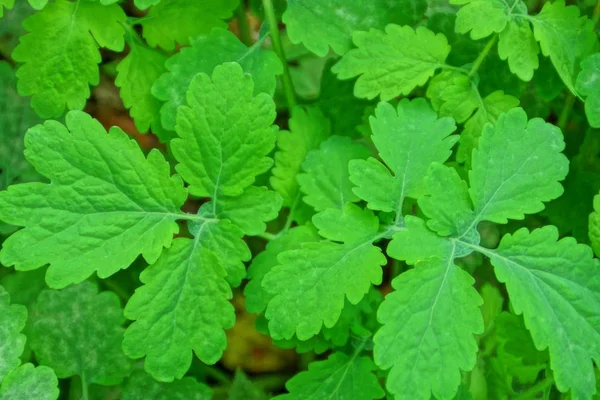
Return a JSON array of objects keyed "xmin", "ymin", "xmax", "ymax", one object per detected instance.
[
  {"xmin": 576, "ymin": 53, "xmax": 600, "ymax": 128},
  {"xmin": 282, "ymin": 0, "xmax": 427, "ymax": 56},
  {"xmin": 498, "ymin": 19, "xmax": 540, "ymax": 81},
  {"xmin": 171, "ymin": 62, "xmax": 277, "ymax": 199},
  {"xmin": 0, "ymin": 111, "xmax": 188, "ymax": 288},
  {"xmin": 115, "ymin": 38, "xmax": 168, "ymax": 136},
  {"xmin": 297, "ymin": 135, "xmax": 370, "ymax": 212},
  {"xmin": 140, "ymin": 0, "xmax": 239, "ymax": 50},
  {"xmin": 122, "ymin": 370, "xmax": 211, "ymax": 400},
  {"xmin": 0, "ymin": 286, "xmax": 26, "ymax": 382},
  {"xmin": 488, "ymin": 226, "xmax": 600, "ymax": 399},
  {"xmin": 0, "ymin": 364, "xmax": 58, "ymax": 400},
  {"xmin": 12, "ymin": 0, "xmax": 126, "ymax": 117},
  {"xmin": 426, "ymin": 70, "xmax": 479, "ymax": 123},
  {"xmin": 277, "ymin": 351, "xmax": 384, "ymax": 399},
  {"xmin": 152, "ymin": 28, "xmax": 282, "ymax": 131},
  {"xmin": 123, "ymin": 239, "xmax": 234, "ymax": 381},
  {"xmin": 530, "ymin": 0, "xmax": 596, "ymax": 95},
  {"xmin": 374, "ymin": 256, "xmax": 483, "ymax": 400},
  {"xmin": 332, "ymin": 25, "xmax": 451, "ymax": 100},
  {"xmin": 264, "ymin": 204, "xmax": 386, "ymax": 340},
  {"xmin": 451, "ymin": 0, "xmax": 522, "ymax": 39},
  {"xmin": 349, "ymin": 98, "xmax": 457, "ymax": 215},
  {"xmin": 270, "ymin": 106, "xmax": 331, "ymax": 207},
  {"xmin": 30, "ymin": 282, "xmax": 132, "ymax": 385}
]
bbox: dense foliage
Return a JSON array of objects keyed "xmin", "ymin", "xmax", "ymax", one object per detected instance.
[{"xmin": 1, "ymin": 0, "xmax": 600, "ymax": 399}]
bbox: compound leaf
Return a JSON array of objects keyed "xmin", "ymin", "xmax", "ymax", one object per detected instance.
[
  {"xmin": 277, "ymin": 351, "xmax": 384, "ymax": 400},
  {"xmin": 172, "ymin": 62, "xmax": 277, "ymax": 199},
  {"xmin": 12, "ymin": 0, "xmax": 126, "ymax": 117},
  {"xmin": 0, "ymin": 111, "xmax": 187, "ymax": 288},
  {"xmin": 489, "ymin": 226, "xmax": 600, "ymax": 399},
  {"xmin": 349, "ymin": 98, "xmax": 457, "ymax": 216},
  {"xmin": 123, "ymin": 239, "xmax": 234, "ymax": 381},
  {"xmin": 30, "ymin": 282, "xmax": 132, "ymax": 385},
  {"xmin": 375, "ymin": 256, "xmax": 483, "ymax": 400},
  {"xmin": 140, "ymin": 0, "xmax": 239, "ymax": 50},
  {"xmin": 297, "ymin": 135, "xmax": 370, "ymax": 212},
  {"xmin": 332, "ymin": 25, "xmax": 451, "ymax": 100},
  {"xmin": 152, "ymin": 28, "xmax": 281, "ymax": 131},
  {"xmin": 282, "ymin": 0, "xmax": 427, "ymax": 56}
]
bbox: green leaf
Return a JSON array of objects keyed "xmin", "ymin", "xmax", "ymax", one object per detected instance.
[
  {"xmin": 282, "ymin": 0, "xmax": 427, "ymax": 56},
  {"xmin": 264, "ymin": 204, "xmax": 386, "ymax": 340},
  {"xmin": 332, "ymin": 25, "xmax": 451, "ymax": 100},
  {"xmin": 134, "ymin": 0, "xmax": 161, "ymax": 9},
  {"xmin": 0, "ymin": 61, "xmax": 41, "ymax": 190},
  {"xmin": 172, "ymin": 62, "xmax": 277, "ymax": 199},
  {"xmin": 0, "ymin": 364, "xmax": 58, "ymax": 400},
  {"xmin": 245, "ymin": 225, "xmax": 321, "ymax": 314},
  {"xmin": 30, "ymin": 282, "xmax": 132, "ymax": 385},
  {"xmin": 375, "ymin": 256, "xmax": 483, "ymax": 400},
  {"xmin": 576, "ymin": 53, "xmax": 600, "ymax": 128},
  {"xmin": 140, "ymin": 0, "xmax": 239, "ymax": 50},
  {"xmin": 0, "ymin": 286, "xmax": 26, "ymax": 382},
  {"xmin": 451, "ymin": 0, "xmax": 519, "ymax": 39},
  {"xmin": 0, "ymin": 111, "xmax": 187, "ymax": 288},
  {"xmin": 0, "ymin": 0, "xmax": 14, "ymax": 18},
  {"xmin": 589, "ymin": 193, "xmax": 600, "ymax": 257},
  {"xmin": 26, "ymin": 0, "xmax": 46, "ymax": 10},
  {"xmin": 426, "ymin": 70, "xmax": 479, "ymax": 123},
  {"xmin": 115, "ymin": 39, "xmax": 167, "ymax": 135},
  {"xmin": 277, "ymin": 351, "xmax": 384, "ymax": 399},
  {"xmin": 123, "ymin": 238, "xmax": 234, "ymax": 381},
  {"xmin": 122, "ymin": 370, "xmax": 211, "ymax": 399},
  {"xmin": 297, "ymin": 135, "xmax": 370, "ymax": 212},
  {"xmin": 530, "ymin": 0, "xmax": 596, "ymax": 95},
  {"xmin": 469, "ymin": 107, "xmax": 568, "ymax": 225},
  {"xmin": 456, "ymin": 90, "xmax": 519, "ymax": 165},
  {"xmin": 152, "ymin": 28, "xmax": 282, "ymax": 131},
  {"xmin": 12, "ymin": 0, "xmax": 126, "ymax": 117},
  {"xmin": 498, "ymin": 19, "xmax": 539, "ymax": 81},
  {"xmin": 349, "ymin": 98, "xmax": 457, "ymax": 215},
  {"xmin": 488, "ymin": 226, "xmax": 600, "ymax": 399},
  {"xmin": 387, "ymin": 215, "xmax": 454, "ymax": 264},
  {"xmin": 229, "ymin": 370, "xmax": 269, "ymax": 400},
  {"xmin": 270, "ymin": 106, "xmax": 331, "ymax": 206}
]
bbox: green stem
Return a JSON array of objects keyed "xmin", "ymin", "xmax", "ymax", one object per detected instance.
[
  {"xmin": 197, "ymin": 364, "xmax": 231, "ymax": 385},
  {"xmin": 257, "ymin": 232, "xmax": 277, "ymax": 241},
  {"xmin": 262, "ymin": 0, "xmax": 296, "ymax": 109},
  {"xmin": 390, "ymin": 259, "xmax": 402, "ymax": 279},
  {"xmin": 558, "ymin": 93, "xmax": 576, "ymax": 132},
  {"xmin": 513, "ymin": 376, "xmax": 554, "ymax": 400},
  {"xmin": 469, "ymin": 35, "xmax": 498, "ymax": 77},
  {"xmin": 235, "ymin": 3, "xmax": 253, "ymax": 46},
  {"xmin": 81, "ymin": 373, "xmax": 89, "ymax": 400}
]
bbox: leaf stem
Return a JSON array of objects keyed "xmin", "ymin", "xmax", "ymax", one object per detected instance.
[
  {"xmin": 262, "ymin": 0, "xmax": 297, "ymax": 109},
  {"xmin": 257, "ymin": 232, "xmax": 277, "ymax": 241},
  {"xmin": 513, "ymin": 376, "xmax": 554, "ymax": 400},
  {"xmin": 235, "ymin": 3, "xmax": 253, "ymax": 46},
  {"xmin": 81, "ymin": 373, "xmax": 89, "ymax": 400},
  {"xmin": 469, "ymin": 35, "xmax": 498, "ymax": 77},
  {"xmin": 558, "ymin": 93, "xmax": 576, "ymax": 132}
]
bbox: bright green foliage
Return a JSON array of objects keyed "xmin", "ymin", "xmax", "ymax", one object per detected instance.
[
  {"xmin": 30, "ymin": 282, "xmax": 132, "ymax": 385},
  {"xmin": 0, "ymin": 287, "xmax": 26, "ymax": 382},
  {"xmin": 490, "ymin": 227, "xmax": 600, "ymax": 399},
  {"xmin": 576, "ymin": 53, "xmax": 600, "ymax": 128},
  {"xmin": 297, "ymin": 135, "xmax": 370, "ymax": 212},
  {"xmin": 375, "ymin": 257, "xmax": 483, "ymax": 400},
  {"xmin": 134, "ymin": 0, "xmax": 161, "ymax": 9},
  {"xmin": 277, "ymin": 349, "xmax": 384, "ymax": 399},
  {"xmin": 140, "ymin": 0, "xmax": 239, "ymax": 50},
  {"xmin": 123, "ymin": 239, "xmax": 235, "ymax": 381},
  {"xmin": 171, "ymin": 62, "xmax": 277, "ymax": 198},
  {"xmin": 12, "ymin": 0, "xmax": 126, "ymax": 117},
  {"xmin": 282, "ymin": 0, "xmax": 427, "ymax": 56},
  {"xmin": 349, "ymin": 99, "xmax": 457, "ymax": 214},
  {"xmin": 0, "ymin": 0, "xmax": 14, "ymax": 17},
  {"xmin": 0, "ymin": 62, "xmax": 40, "ymax": 191},
  {"xmin": 0, "ymin": 111, "xmax": 187, "ymax": 288},
  {"xmin": 452, "ymin": 0, "xmax": 521, "ymax": 40},
  {"xmin": 530, "ymin": 0, "xmax": 595, "ymax": 94},
  {"xmin": 152, "ymin": 28, "xmax": 282, "ymax": 131},
  {"xmin": 590, "ymin": 194, "xmax": 600, "ymax": 257},
  {"xmin": 426, "ymin": 70, "xmax": 479, "ymax": 123},
  {"xmin": 122, "ymin": 370, "xmax": 211, "ymax": 399},
  {"xmin": 271, "ymin": 106, "xmax": 331, "ymax": 206},
  {"xmin": 498, "ymin": 20, "xmax": 539, "ymax": 81},
  {"xmin": 0, "ymin": 363, "xmax": 59, "ymax": 400},
  {"xmin": 115, "ymin": 39, "xmax": 167, "ymax": 136},
  {"xmin": 333, "ymin": 25, "xmax": 451, "ymax": 100},
  {"xmin": 264, "ymin": 204, "xmax": 386, "ymax": 340}
]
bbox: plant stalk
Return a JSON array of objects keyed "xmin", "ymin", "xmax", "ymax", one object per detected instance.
[
  {"xmin": 262, "ymin": 0, "xmax": 296, "ymax": 109},
  {"xmin": 513, "ymin": 376, "xmax": 554, "ymax": 400},
  {"xmin": 235, "ymin": 3, "xmax": 253, "ymax": 46},
  {"xmin": 469, "ymin": 35, "xmax": 498, "ymax": 77},
  {"xmin": 558, "ymin": 93, "xmax": 576, "ymax": 132}
]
